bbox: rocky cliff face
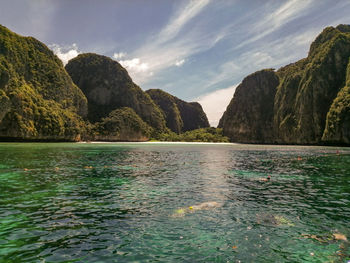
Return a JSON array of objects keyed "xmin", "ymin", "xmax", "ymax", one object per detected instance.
[
  {"xmin": 145, "ymin": 89, "xmax": 183, "ymax": 133},
  {"xmin": 65, "ymin": 53, "xmax": 167, "ymax": 133},
  {"xmin": 220, "ymin": 24, "xmax": 350, "ymax": 145},
  {"xmin": 274, "ymin": 25, "xmax": 350, "ymax": 144},
  {"xmin": 322, "ymin": 58, "xmax": 350, "ymax": 144},
  {"xmin": 0, "ymin": 25, "xmax": 87, "ymax": 141},
  {"xmin": 177, "ymin": 101, "xmax": 210, "ymax": 132},
  {"xmin": 219, "ymin": 69, "xmax": 279, "ymax": 143},
  {"xmin": 146, "ymin": 89, "xmax": 209, "ymax": 133}
]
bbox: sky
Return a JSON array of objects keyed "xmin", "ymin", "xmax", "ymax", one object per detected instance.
[{"xmin": 1, "ymin": 0, "xmax": 350, "ymax": 126}]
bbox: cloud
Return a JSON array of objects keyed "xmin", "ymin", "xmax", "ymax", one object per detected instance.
[
  {"xmin": 205, "ymin": 61, "xmax": 240, "ymax": 88},
  {"xmin": 175, "ymin": 59, "xmax": 186, "ymax": 67},
  {"xmin": 127, "ymin": 0, "xmax": 315, "ymax": 87},
  {"xmin": 236, "ymin": 26, "xmax": 321, "ymax": 70},
  {"xmin": 233, "ymin": 0, "xmax": 316, "ymax": 50},
  {"xmin": 130, "ymin": 32, "xmax": 221, "ymax": 84},
  {"xmin": 195, "ymin": 85, "xmax": 237, "ymax": 127},
  {"xmin": 158, "ymin": 0, "xmax": 211, "ymax": 43},
  {"xmin": 119, "ymin": 58, "xmax": 154, "ymax": 79},
  {"xmin": 50, "ymin": 43, "xmax": 80, "ymax": 65},
  {"xmin": 119, "ymin": 58, "xmax": 149, "ymax": 72},
  {"xmin": 270, "ymin": 0, "xmax": 313, "ymax": 26},
  {"xmin": 122, "ymin": 0, "xmax": 215, "ymax": 85},
  {"xmin": 113, "ymin": 53, "xmax": 153, "ymax": 78},
  {"xmin": 113, "ymin": 52, "xmax": 127, "ymax": 60}
]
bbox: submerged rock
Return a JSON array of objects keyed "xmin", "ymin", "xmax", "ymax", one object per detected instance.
[
  {"xmin": 172, "ymin": 201, "xmax": 222, "ymax": 217},
  {"xmin": 256, "ymin": 213, "xmax": 294, "ymax": 226},
  {"xmin": 301, "ymin": 233, "xmax": 348, "ymax": 243}
]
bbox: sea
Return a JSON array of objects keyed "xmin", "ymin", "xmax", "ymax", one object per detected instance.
[{"xmin": 0, "ymin": 142, "xmax": 349, "ymax": 262}]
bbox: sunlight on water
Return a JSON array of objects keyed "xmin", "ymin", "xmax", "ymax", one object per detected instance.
[{"xmin": 0, "ymin": 143, "xmax": 349, "ymax": 262}]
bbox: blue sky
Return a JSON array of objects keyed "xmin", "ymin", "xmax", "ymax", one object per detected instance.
[{"xmin": 1, "ymin": 0, "xmax": 350, "ymax": 126}]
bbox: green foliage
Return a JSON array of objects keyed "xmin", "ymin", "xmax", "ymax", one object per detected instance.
[
  {"xmin": 0, "ymin": 89, "xmax": 10, "ymax": 120},
  {"xmin": 0, "ymin": 82, "xmax": 86, "ymax": 140},
  {"xmin": 336, "ymin": 24, "xmax": 350, "ymax": 33},
  {"xmin": 93, "ymin": 107, "xmax": 152, "ymax": 141},
  {"xmin": 0, "ymin": 24, "xmax": 87, "ymax": 141},
  {"xmin": 0, "ymin": 25, "xmax": 87, "ymax": 115},
  {"xmin": 153, "ymin": 127, "xmax": 229, "ymax": 142}
]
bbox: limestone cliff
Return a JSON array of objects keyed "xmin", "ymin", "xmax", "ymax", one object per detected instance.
[
  {"xmin": 146, "ymin": 89, "xmax": 209, "ymax": 133},
  {"xmin": 219, "ymin": 24, "xmax": 350, "ymax": 145},
  {"xmin": 274, "ymin": 25, "xmax": 350, "ymax": 144},
  {"xmin": 145, "ymin": 89, "xmax": 183, "ymax": 133},
  {"xmin": 219, "ymin": 69, "xmax": 279, "ymax": 143},
  {"xmin": 65, "ymin": 53, "xmax": 167, "ymax": 133},
  {"xmin": 0, "ymin": 25, "xmax": 87, "ymax": 141},
  {"xmin": 322, "ymin": 58, "xmax": 350, "ymax": 144}
]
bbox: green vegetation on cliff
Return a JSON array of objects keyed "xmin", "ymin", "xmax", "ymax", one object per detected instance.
[
  {"xmin": 155, "ymin": 127, "xmax": 229, "ymax": 142},
  {"xmin": 0, "ymin": 25, "xmax": 87, "ymax": 141},
  {"xmin": 322, "ymin": 58, "xmax": 350, "ymax": 144},
  {"xmin": 275, "ymin": 24, "xmax": 350, "ymax": 144},
  {"xmin": 65, "ymin": 54, "xmax": 167, "ymax": 134},
  {"xmin": 93, "ymin": 107, "xmax": 152, "ymax": 141},
  {"xmin": 220, "ymin": 24, "xmax": 350, "ymax": 145},
  {"xmin": 146, "ymin": 89, "xmax": 209, "ymax": 133}
]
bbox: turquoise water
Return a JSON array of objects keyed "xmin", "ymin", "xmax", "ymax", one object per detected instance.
[{"xmin": 0, "ymin": 142, "xmax": 349, "ymax": 262}]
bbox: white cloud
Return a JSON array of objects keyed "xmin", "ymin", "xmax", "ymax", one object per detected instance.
[
  {"xmin": 113, "ymin": 52, "xmax": 127, "ymax": 60},
  {"xmin": 50, "ymin": 43, "xmax": 80, "ymax": 65},
  {"xmin": 195, "ymin": 85, "xmax": 237, "ymax": 127},
  {"xmin": 119, "ymin": 58, "xmax": 154, "ymax": 80},
  {"xmin": 119, "ymin": 58, "xmax": 149, "ymax": 72},
  {"xmin": 122, "ymin": 0, "xmax": 215, "ymax": 84},
  {"xmin": 175, "ymin": 59, "xmax": 186, "ymax": 67},
  {"xmin": 197, "ymin": 61, "xmax": 239, "ymax": 94},
  {"xmin": 236, "ymin": 26, "xmax": 321, "ymax": 70},
  {"xmin": 239, "ymin": 51, "xmax": 274, "ymax": 68},
  {"xmin": 233, "ymin": 0, "xmax": 316, "ymax": 51},
  {"xmin": 158, "ymin": 0, "xmax": 211, "ymax": 43},
  {"xmin": 270, "ymin": 0, "xmax": 313, "ymax": 26}
]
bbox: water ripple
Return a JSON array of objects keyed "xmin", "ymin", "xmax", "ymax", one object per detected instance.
[{"xmin": 0, "ymin": 143, "xmax": 349, "ymax": 262}]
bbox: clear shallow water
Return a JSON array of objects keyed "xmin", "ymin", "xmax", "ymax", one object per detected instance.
[{"xmin": 0, "ymin": 142, "xmax": 349, "ymax": 263}]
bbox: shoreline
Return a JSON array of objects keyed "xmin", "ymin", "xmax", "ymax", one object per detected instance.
[{"xmin": 0, "ymin": 140, "xmax": 349, "ymax": 148}]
